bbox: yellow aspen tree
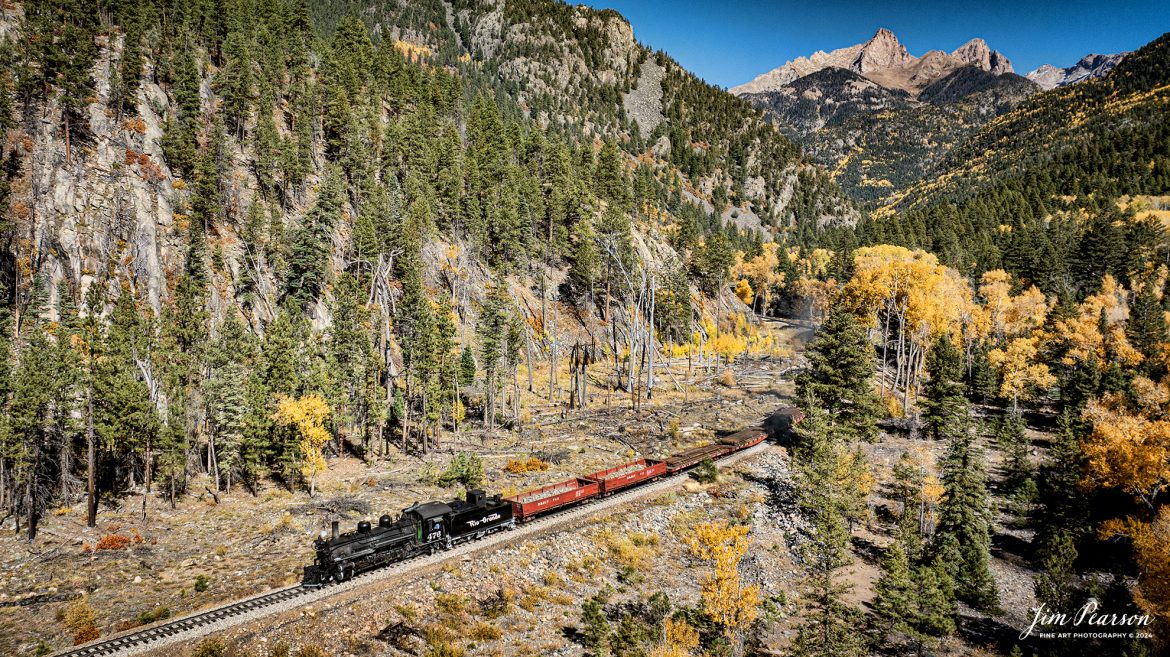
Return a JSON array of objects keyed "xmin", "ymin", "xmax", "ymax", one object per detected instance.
[
  {"xmin": 977, "ymin": 269, "xmax": 1049, "ymax": 339},
  {"xmin": 733, "ymin": 242, "xmax": 784, "ymax": 313},
  {"xmin": 987, "ymin": 336, "xmax": 1056, "ymax": 411},
  {"xmin": 843, "ymin": 245, "xmax": 976, "ymax": 408},
  {"xmin": 687, "ymin": 521, "xmax": 759, "ymax": 651},
  {"xmin": 1082, "ymin": 394, "xmax": 1170, "ymax": 509},
  {"xmin": 735, "ymin": 278, "xmax": 754, "ymax": 306},
  {"xmin": 273, "ymin": 394, "xmax": 332, "ymax": 496},
  {"xmin": 1130, "ymin": 508, "xmax": 1170, "ymax": 639},
  {"xmin": 649, "ymin": 617, "xmax": 703, "ymax": 657},
  {"xmin": 1085, "ymin": 375, "xmax": 1170, "ymax": 643},
  {"xmin": 1052, "ymin": 275, "xmax": 1143, "ymax": 367}
]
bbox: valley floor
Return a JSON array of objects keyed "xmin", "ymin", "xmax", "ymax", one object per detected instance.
[{"xmin": 0, "ymin": 319, "xmax": 1051, "ymax": 657}]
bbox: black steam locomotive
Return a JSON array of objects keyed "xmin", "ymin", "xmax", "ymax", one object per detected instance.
[{"xmin": 306, "ymin": 489, "xmax": 513, "ymax": 585}]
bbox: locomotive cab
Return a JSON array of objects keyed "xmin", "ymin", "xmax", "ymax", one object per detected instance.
[{"xmin": 404, "ymin": 501, "xmax": 452, "ymax": 547}]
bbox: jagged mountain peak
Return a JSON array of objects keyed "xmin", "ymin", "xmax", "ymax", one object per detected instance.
[
  {"xmin": 855, "ymin": 27, "xmax": 914, "ymax": 73},
  {"xmin": 731, "ymin": 29, "xmax": 1014, "ymax": 96},
  {"xmin": 951, "ymin": 37, "xmax": 1014, "ymax": 74}
]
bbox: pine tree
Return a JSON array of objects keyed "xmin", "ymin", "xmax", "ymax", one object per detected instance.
[
  {"xmin": 872, "ymin": 541, "xmax": 915, "ymax": 639},
  {"xmin": 19, "ymin": 0, "xmax": 100, "ymax": 162},
  {"xmin": 567, "ymin": 217, "xmax": 599, "ymax": 307},
  {"xmin": 9, "ymin": 327, "xmax": 60, "ymax": 540},
  {"xmin": 922, "ymin": 338, "xmax": 967, "ymax": 442},
  {"xmin": 594, "ymin": 139, "xmax": 630, "ymax": 213},
  {"xmin": 459, "ymin": 347, "xmax": 477, "ymax": 387},
  {"xmin": 98, "ymin": 289, "xmax": 158, "ymax": 493},
  {"xmin": 933, "ymin": 429, "xmax": 1001, "ymax": 613},
  {"xmin": 217, "ymin": 27, "xmax": 254, "ymax": 140},
  {"xmin": 206, "ymin": 313, "xmax": 252, "ymax": 492},
  {"xmin": 327, "ymin": 273, "xmax": 372, "ymax": 450},
  {"xmin": 1127, "ymin": 277, "xmax": 1168, "ymax": 377},
  {"xmin": 791, "ymin": 404, "xmax": 867, "ymax": 657},
  {"xmin": 477, "ymin": 282, "xmax": 512, "ymax": 431},
  {"xmin": 691, "ymin": 230, "xmax": 734, "ymax": 296},
  {"xmin": 796, "ymin": 304, "xmax": 882, "ymax": 442},
  {"xmin": 110, "ymin": 1, "xmax": 147, "ymax": 115},
  {"xmin": 911, "ymin": 559, "xmax": 957, "ymax": 638},
  {"xmin": 261, "ymin": 302, "xmax": 309, "ymax": 482},
  {"xmin": 580, "ymin": 594, "xmax": 611, "ymax": 656},
  {"xmin": 283, "ymin": 166, "xmax": 343, "ymax": 309}
]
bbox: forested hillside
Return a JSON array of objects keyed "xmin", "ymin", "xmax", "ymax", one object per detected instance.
[
  {"xmin": 0, "ymin": 0, "xmax": 856, "ymax": 539},
  {"xmin": 743, "ymin": 65, "xmax": 1039, "ymax": 207},
  {"xmin": 855, "ymin": 33, "xmax": 1170, "ymax": 296}
]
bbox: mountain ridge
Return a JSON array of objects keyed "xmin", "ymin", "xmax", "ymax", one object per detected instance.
[
  {"xmin": 1025, "ymin": 52, "xmax": 1129, "ymax": 90},
  {"xmin": 731, "ymin": 28, "xmax": 1014, "ymax": 97}
]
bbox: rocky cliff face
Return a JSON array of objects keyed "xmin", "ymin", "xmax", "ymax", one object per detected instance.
[
  {"xmin": 1026, "ymin": 52, "xmax": 1128, "ymax": 90},
  {"xmin": 4, "ymin": 0, "xmax": 859, "ymax": 338}
]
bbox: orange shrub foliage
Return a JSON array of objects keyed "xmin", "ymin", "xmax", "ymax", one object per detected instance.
[
  {"xmin": 95, "ymin": 533, "xmax": 131, "ymax": 550},
  {"xmin": 504, "ymin": 457, "xmax": 550, "ymax": 474},
  {"xmin": 73, "ymin": 625, "xmax": 100, "ymax": 645}
]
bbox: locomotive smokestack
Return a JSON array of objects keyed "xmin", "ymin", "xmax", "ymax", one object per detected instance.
[{"xmin": 331, "ymin": 520, "xmax": 339, "ymax": 540}]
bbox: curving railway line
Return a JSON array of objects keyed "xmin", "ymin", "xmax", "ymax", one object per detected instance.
[{"xmin": 52, "ymin": 438, "xmax": 778, "ymax": 657}]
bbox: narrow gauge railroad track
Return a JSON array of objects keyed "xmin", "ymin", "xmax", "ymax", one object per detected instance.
[{"xmin": 52, "ymin": 442, "xmax": 773, "ymax": 657}]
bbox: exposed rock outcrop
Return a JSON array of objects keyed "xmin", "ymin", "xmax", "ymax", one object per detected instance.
[{"xmin": 1026, "ymin": 52, "xmax": 1128, "ymax": 90}]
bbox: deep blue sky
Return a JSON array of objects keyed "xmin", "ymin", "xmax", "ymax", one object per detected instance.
[{"xmin": 587, "ymin": 0, "xmax": 1170, "ymax": 88}]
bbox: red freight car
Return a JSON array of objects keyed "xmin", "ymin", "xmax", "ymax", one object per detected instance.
[
  {"xmin": 584, "ymin": 459, "xmax": 667, "ymax": 495},
  {"xmin": 719, "ymin": 427, "xmax": 769, "ymax": 452},
  {"xmin": 506, "ymin": 477, "xmax": 600, "ymax": 519},
  {"xmin": 663, "ymin": 443, "xmax": 734, "ymax": 474}
]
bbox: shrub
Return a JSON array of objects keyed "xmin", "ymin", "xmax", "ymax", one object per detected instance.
[
  {"xmin": 717, "ymin": 369, "xmax": 737, "ymax": 387},
  {"xmin": 137, "ymin": 606, "xmax": 171, "ymax": 625},
  {"xmin": 73, "ymin": 625, "xmax": 100, "ymax": 645},
  {"xmin": 64, "ymin": 597, "xmax": 99, "ymax": 645},
  {"xmin": 191, "ymin": 639, "xmax": 225, "ymax": 657},
  {"xmin": 479, "ymin": 587, "xmax": 515, "ymax": 619},
  {"xmin": 542, "ymin": 570, "xmax": 564, "ymax": 588},
  {"xmin": 194, "ymin": 575, "xmax": 209, "ymax": 593},
  {"xmin": 95, "ymin": 533, "xmax": 131, "ymax": 550},
  {"xmin": 294, "ymin": 646, "xmax": 327, "ymax": 657},
  {"xmin": 691, "ymin": 458, "xmax": 719, "ymax": 484},
  {"xmin": 437, "ymin": 453, "xmax": 484, "ymax": 488},
  {"xmin": 423, "ymin": 626, "xmax": 465, "ymax": 657},
  {"xmin": 435, "ymin": 593, "xmax": 467, "ymax": 616},
  {"xmin": 503, "ymin": 456, "xmax": 550, "ymax": 474},
  {"xmin": 597, "ymin": 531, "xmax": 659, "ymax": 572}
]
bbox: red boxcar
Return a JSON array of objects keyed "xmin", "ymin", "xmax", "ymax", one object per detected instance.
[
  {"xmin": 506, "ymin": 477, "xmax": 600, "ymax": 519},
  {"xmin": 584, "ymin": 459, "xmax": 667, "ymax": 495}
]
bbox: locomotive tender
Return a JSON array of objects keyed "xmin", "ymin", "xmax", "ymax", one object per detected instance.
[{"xmin": 306, "ymin": 409, "xmax": 800, "ymax": 586}]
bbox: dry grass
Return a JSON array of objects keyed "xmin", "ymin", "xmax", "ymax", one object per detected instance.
[
  {"xmin": 718, "ymin": 369, "xmax": 737, "ymax": 387},
  {"xmin": 435, "ymin": 593, "xmax": 469, "ymax": 616},
  {"xmin": 467, "ymin": 622, "xmax": 503, "ymax": 642},
  {"xmin": 595, "ymin": 529, "xmax": 660, "ymax": 571},
  {"xmin": 518, "ymin": 583, "xmax": 550, "ymax": 611}
]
